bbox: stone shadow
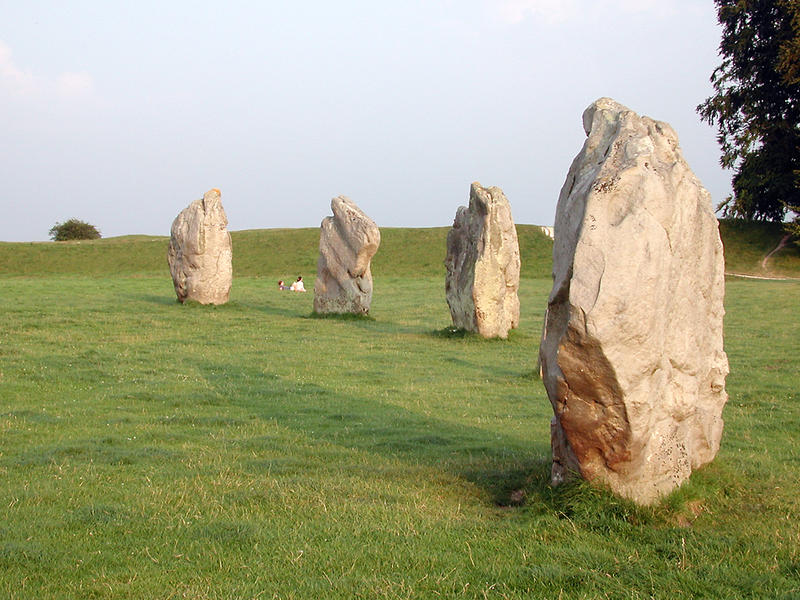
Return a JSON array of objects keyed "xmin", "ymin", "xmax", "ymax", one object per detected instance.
[
  {"xmin": 131, "ymin": 293, "xmax": 304, "ymax": 319},
  {"xmin": 194, "ymin": 359, "xmax": 554, "ymax": 508}
]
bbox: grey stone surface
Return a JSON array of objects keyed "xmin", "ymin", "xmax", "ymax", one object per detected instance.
[
  {"xmin": 444, "ymin": 182, "xmax": 520, "ymax": 339},
  {"xmin": 539, "ymin": 98, "xmax": 728, "ymax": 505},
  {"xmin": 313, "ymin": 196, "xmax": 380, "ymax": 315},
  {"xmin": 167, "ymin": 188, "xmax": 232, "ymax": 305}
]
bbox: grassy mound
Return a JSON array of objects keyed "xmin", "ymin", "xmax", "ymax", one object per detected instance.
[
  {"xmin": 719, "ymin": 219, "xmax": 800, "ymax": 277},
  {"xmin": 0, "ymin": 235, "xmax": 169, "ymax": 277},
  {"xmin": 0, "ymin": 225, "xmax": 555, "ymax": 279},
  {"xmin": 1, "ymin": 220, "xmax": 797, "ymax": 278}
]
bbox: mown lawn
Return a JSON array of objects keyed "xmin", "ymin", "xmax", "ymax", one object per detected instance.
[{"xmin": 1, "ymin": 275, "xmax": 798, "ymax": 599}]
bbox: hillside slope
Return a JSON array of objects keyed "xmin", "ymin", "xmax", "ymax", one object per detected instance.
[
  {"xmin": 0, "ymin": 226, "xmax": 555, "ymax": 279},
  {"xmin": 718, "ymin": 219, "xmax": 799, "ymax": 278},
  {"xmin": 233, "ymin": 225, "xmax": 554, "ymax": 279},
  {"xmin": 0, "ymin": 220, "xmax": 796, "ymax": 278}
]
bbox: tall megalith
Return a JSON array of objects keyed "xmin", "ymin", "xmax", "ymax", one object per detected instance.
[
  {"xmin": 167, "ymin": 188, "xmax": 232, "ymax": 305},
  {"xmin": 444, "ymin": 182, "xmax": 520, "ymax": 339},
  {"xmin": 313, "ymin": 196, "xmax": 380, "ymax": 315},
  {"xmin": 539, "ymin": 98, "xmax": 728, "ymax": 505}
]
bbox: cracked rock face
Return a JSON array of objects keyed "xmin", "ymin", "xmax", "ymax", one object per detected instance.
[
  {"xmin": 445, "ymin": 182, "xmax": 520, "ymax": 339},
  {"xmin": 313, "ymin": 196, "xmax": 380, "ymax": 315},
  {"xmin": 539, "ymin": 98, "xmax": 728, "ymax": 505},
  {"xmin": 167, "ymin": 188, "xmax": 232, "ymax": 305}
]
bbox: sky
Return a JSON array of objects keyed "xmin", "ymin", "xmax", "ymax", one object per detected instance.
[{"xmin": 0, "ymin": 0, "xmax": 730, "ymax": 242}]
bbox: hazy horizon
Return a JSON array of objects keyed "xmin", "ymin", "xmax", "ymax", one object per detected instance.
[{"xmin": 1, "ymin": 1, "xmax": 731, "ymax": 242}]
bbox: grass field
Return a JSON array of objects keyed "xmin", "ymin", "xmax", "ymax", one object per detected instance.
[
  {"xmin": 1, "ymin": 223, "xmax": 798, "ymax": 599},
  {"xmin": 718, "ymin": 219, "xmax": 800, "ymax": 277},
  {"xmin": 2, "ymin": 219, "xmax": 796, "ymax": 279}
]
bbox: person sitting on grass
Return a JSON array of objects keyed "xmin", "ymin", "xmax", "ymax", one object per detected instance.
[{"xmin": 290, "ymin": 276, "xmax": 306, "ymax": 292}]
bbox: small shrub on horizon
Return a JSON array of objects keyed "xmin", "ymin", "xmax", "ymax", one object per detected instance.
[{"xmin": 49, "ymin": 219, "xmax": 101, "ymax": 241}]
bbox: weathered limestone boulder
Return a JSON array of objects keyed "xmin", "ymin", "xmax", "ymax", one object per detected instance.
[
  {"xmin": 539, "ymin": 98, "xmax": 728, "ymax": 505},
  {"xmin": 313, "ymin": 196, "xmax": 380, "ymax": 315},
  {"xmin": 444, "ymin": 182, "xmax": 520, "ymax": 339},
  {"xmin": 167, "ymin": 188, "xmax": 232, "ymax": 305}
]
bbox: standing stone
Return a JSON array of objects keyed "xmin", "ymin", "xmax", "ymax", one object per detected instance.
[
  {"xmin": 444, "ymin": 182, "xmax": 520, "ymax": 339},
  {"xmin": 313, "ymin": 196, "xmax": 380, "ymax": 315},
  {"xmin": 167, "ymin": 188, "xmax": 232, "ymax": 305},
  {"xmin": 539, "ymin": 98, "xmax": 728, "ymax": 505}
]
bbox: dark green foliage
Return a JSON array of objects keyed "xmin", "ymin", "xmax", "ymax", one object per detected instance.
[
  {"xmin": 698, "ymin": 0, "xmax": 800, "ymax": 228},
  {"xmin": 728, "ymin": 141, "xmax": 797, "ymax": 223},
  {"xmin": 48, "ymin": 218, "xmax": 101, "ymax": 241}
]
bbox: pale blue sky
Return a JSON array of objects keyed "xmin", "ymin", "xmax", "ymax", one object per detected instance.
[{"xmin": 1, "ymin": 0, "xmax": 729, "ymax": 242}]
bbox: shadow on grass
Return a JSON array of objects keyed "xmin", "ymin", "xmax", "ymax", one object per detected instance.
[
  {"xmin": 194, "ymin": 359, "xmax": 556, "ymax": 509},
  {"xmin": 242, "ymin": 301, "xmax": 309, "ymax": 318},
  {"xmin": 306, "ymin": 311, "xmax": 376, "ymax": 321},
  {"xmin": 200, "ymin": 362, "xmax": 710, "ymax": 523},
  {"xmin": 327, "ymin": 316, "xmax": 428, "ymax": 336},
  {"xmin": 133, "ymin": 295, "xmax": 249, "ymax": 310},
  {"xmin": 432, "ymin": 326, "xmax": 479, "ymax": 339},
  {"xmin": 136, "ymin": 294, "xmax": 182, "ymax": 306},
  {"xmin": 9, "ymin": 436, "xmax": 182, "ymax": 468},
  {"xmin": 131, "ymin": 290, "xmax": 432, "ymax": 334},
  {"xmin": 132, "ymin": 294, "xmax": 303, "ymax": 319},
  {"xmin": 430, "ymin": 326, "xmax": 527, "ymax": 342}
]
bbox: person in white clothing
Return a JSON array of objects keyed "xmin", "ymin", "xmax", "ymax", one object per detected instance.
[{"xmin": 290, "ymin": 276, "xmax": 306, "ymax": 292}]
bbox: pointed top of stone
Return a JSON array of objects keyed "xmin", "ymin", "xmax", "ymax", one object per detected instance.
[
  {"xmin": 468, "ymin": 181, "xmax": 509, "ymax": 216},
  {"xmin": 581, "ymin": 97, "xmax": 631, "ymax": 135},
  {"xmin": 202, "ymin": 188, "xmax": 223, "ymax": 212},
  {"xmin": 330, "ymin": 195, "xmax": 373, "ymax": 223}
]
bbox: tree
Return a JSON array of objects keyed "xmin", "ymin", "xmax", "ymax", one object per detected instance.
[
  {"xmin": 698, "ymin": 0, "xmax": 800, "ymax": 229},
  {"xmin": 49, "ymin": 219, "xmax": 101, "ymax": 241}
]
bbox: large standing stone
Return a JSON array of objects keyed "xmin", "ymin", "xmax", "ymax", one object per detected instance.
[
  {"xmin": 167, "ymin": 188, "xmax": 232, "ymax": 305},
  {"xmin": 313, "ymin": 196, "xmax": 380, "ymax": 315},
  {"xmin": 539, "ymin": 98, "xmax": 728, "ymax": 505},
  {"xmin": 444, "ymin": 182, "xmax": 520, "ymax": 339}
]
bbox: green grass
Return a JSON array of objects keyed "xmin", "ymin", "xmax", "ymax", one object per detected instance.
[
  {"xmin": 0, "ymin": 225, "xmax": 553, "ymax": 280},
  {"xmin": 2, "ymin": 220, "xmax": 796, "ymax": 279},
  {"xmin": 0, "ymin": 225, "xmax": 556, "ymax": 280},
  {"xmin": 719, "ymin": 219, "xmax": 800, "ymax": 277},
  {"xmin": 0, "ymin": 235, "xmax": 169, "ymax": 277},
  {"xmin": 0, "ymin": 225, "xmax": 798, "ymax": 598}
]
